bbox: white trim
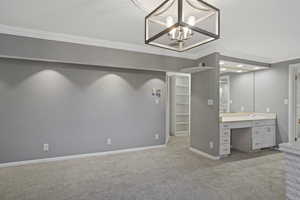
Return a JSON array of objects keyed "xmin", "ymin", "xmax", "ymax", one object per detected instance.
[
  {"xmin": 189, "ymin": 147, "xmax": 220, "ymax": 160},
  {"xmin": 0, "ymin": 24, "xmax": 198, "ymax": 60},
  {"xmin": 0, "ymin": 144, "xmax": 166, "ymax": 168},
  {"xmin": 165, "ymin": 74, "xmax": 170, "ymax": 144},
  {"xmin": 289, "ymin": 65, "xmax": 296, "ymax": 143},
  {"xmin": 289, "ymin": 63, "xmax": 300, "ymax": 142}
]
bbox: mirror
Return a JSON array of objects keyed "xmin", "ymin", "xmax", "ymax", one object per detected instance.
[
  {"xmin": 219, "ymin": 72, "xmax": 254, "ymax": 113},
  {"xmin": 219, "ymin": 60, "xmax": 269, "ymax": 114}
]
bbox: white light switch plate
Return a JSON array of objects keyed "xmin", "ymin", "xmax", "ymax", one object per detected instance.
[
  {"xmin": 107, "ymin": 138, "xmax": 112, "ymax": 145},
  {"xmin": 209, "ymin": 141, "xmax": 214, "ymax": 149},
  {"xmin": 266, "ymin": 108, "xmax": 270, "ymax": 113},
  {"xmin": 43, "ymin": 144, "xmax": 49, "ymax": 152},
  {"xmin": 284, "ymin": 99, "xmax": 289, "ymax": 105},
  {"xmin": 208, "ymin": 99, "xmax": 214, "ymax": 106},
  {"xmin": 241, "ymin": 106, "xmax": 245, "ymax": 112}
]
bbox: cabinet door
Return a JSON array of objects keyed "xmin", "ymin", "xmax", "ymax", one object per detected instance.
[
  {"xmin": 252, "ymin": 127, "xmax": 263, "ymax": 150},
  {"xmin": 262, "ymin": 126, "xmax": 276, "ymax": 148}
]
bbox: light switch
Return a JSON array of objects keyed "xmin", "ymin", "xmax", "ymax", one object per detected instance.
[
  {"xmin": 208, "ymin": 99, "xmax": 214, "ymax": 106},
  {"xmin": 241, "ymin": 106, "xmax": 245, "ymax": 112},
  {"xmin": 266, "ymin": 108, "xmax": 270, "ymax": 113},
  {"xmin": 284, "ymin": 99, "xmax": 289, "ymax": 105},
  {"xmin": 107, "ymin": 138, "xmax": 112, "ymax": 145},
  {"xmin": 43, "ymin": 144, "xmax": 49, "ymax": 152},
  {"xmin": 209, "ymin": 141, "xmax": 214, "ymax": 149}
]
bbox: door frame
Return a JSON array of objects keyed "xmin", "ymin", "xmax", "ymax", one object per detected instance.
[
  {"xmin": 165, "ymin": 72, "xmax": 191, "ymax": 144},
  {"xmin": 288, "ymin": 63, "xmax": 300, "ymax": 142}
]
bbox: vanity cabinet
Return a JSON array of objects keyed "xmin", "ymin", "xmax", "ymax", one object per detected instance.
[
  {"xmin": 219, "ymin": 119, "xmax": 276, "ymax": 156},
  {"xmin": 252, "ymin": 121, "xmax": 276, "ymax": 150},
  {"xmin": 220, "ymin": 128, "xmax": 231, "ymax": 155}
]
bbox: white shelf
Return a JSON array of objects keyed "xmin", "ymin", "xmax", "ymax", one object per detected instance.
[
  {"xmin": 175, "ymin": 130, "xmax": 189, "ymax": 135},
  {"xmin": 170, "ymin": 75, "xmax": 190, "ymax": 137},
  {"xmin": 176, "ymin": 84, "xmax": 188, "ymax": 88},
  {"xmin": 176, "ymin": 102, "xmax": 188, "ymax": 105},
  {"xmin": 176, "ymin": 113, "xmax": 189, "ymax": 116},
  {"xmin": 176, "ymin": 122, "xmax": 189, "ymax": 125}
]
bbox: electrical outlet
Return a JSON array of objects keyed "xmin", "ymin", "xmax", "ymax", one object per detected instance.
[
  {"xmin": 155, "ymin": 99, "xmax": 160, "ymax": 104},
  {"xmin": 284, "ymin": 99, "xmax": 289, "ymax": 105},
  {"xmin": 230, "ymin": 100, "xmax": 233, "ymax": 104},
  {"xmin": 266, "ymin": 107, "xmax": 270, "ymax": 113},
  {"xmin": 209, "ymin": 141, "xmax": 214, "ymax": 149},
  {"xmin": 43, "ymin": 144, "xmax": 49, "ymax": 152},
  {"xmin": 107, "ymin": 138, "xmax": 112, "ymax": 145},
  {"xmin": 155, "ymin": 134, "xmax": 160, "ymax": 140}
]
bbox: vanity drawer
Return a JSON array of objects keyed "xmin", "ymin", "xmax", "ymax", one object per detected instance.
[
  {"xmin": 221, "ymin": 121, "xmax": 252, "ymax": 129},
  {"xmin": 220, "ymin": 137, "xmax": 230, "ymax": 144},
  {"xmin": 220, "ymin": 128, "xmax": 230, "ymax": 138},
  {"xmin": 252, "ymin": 126, "xmax": 276, "ymax": 149},
  {"xmin": 220, "ymin": 144, "xmax": 230, "ymax": 155},
  {"xmin": 253, "ymin": 120, "xmax": 275, "ymax": 127},
  {"xmin": 252, "ymin": 141, "xmax": 262, "ymax": 150}
]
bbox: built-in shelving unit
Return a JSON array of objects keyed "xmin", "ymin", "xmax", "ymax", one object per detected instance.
[{"xmin": 170, "ymin": 75, "xmax": 190, "ymax": 136}]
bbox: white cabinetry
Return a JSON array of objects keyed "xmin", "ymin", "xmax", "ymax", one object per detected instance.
[
  {"xmin": 220, "ymin": 119, "xmax": 276, "ymax": 156},
  {"xmin": 170, "ymin": 75, "xmax": 190, "ymax": 136},
  {"xmin": 220, "ymin": 127, "xmax": 231, "ymax": 155},
  {"xmin": 252, "ymin": 120, "xmax": 276, "ymax": 150}
]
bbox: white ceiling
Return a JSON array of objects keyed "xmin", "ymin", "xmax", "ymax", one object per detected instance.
[{"xmin": 0, "ymin": 0, "xmax": 299, "ymax": 63}]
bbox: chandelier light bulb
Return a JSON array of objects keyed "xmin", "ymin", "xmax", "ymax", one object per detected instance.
[
  {"xmin": 166, "ymin": 16, "xmax": 174, "ymax": 27},
  {"xmin": 187, "ymin": 16, "xmax": 196, "ymax": 26}
]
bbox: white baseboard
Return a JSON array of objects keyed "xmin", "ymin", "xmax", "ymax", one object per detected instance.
[
  {"xmin": 189, "ymin": 147, "xmax": 220, "ymax": 160},
  {"xmin": 0, "ymin": 144, "xmax": 166, "ymax": 168}
]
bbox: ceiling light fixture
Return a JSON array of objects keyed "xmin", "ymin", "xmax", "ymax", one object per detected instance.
[
  {"xmin": 131, "ymin": 0, "xmax": 220, "ymax": 52},
  {"xmin": 219, "ymin": 61, "xmax": 225, "ymax": 65},
  {"xmin": 237, "ymin": 64, "xmax": 244, "ymax": 68}
]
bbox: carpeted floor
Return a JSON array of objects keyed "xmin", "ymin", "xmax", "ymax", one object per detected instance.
[{"xmin": 0, "ymin": 136, "xmax": 285, "ymax": 200}]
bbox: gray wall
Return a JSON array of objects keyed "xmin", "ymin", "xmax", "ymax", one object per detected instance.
[
  {"xmin": 254, "ymin": 65, "xmax": 289, "ymax": 143},
  {"xmin": 0, "ymin": 58, "xmax": 166, "ymax": 163},
  {"xmin": 254, "ymin": 58, "xmax": 300, "ymax": 144},
  {"xmin": 229, "ymin": 72, "xmax": 254, "ymax": 112},
  {"xmin": 190, "ymin": 53, "xmax": 220, "ymax": 157},
  {"xmin": 0, "ymin": 34, "xmax": 197, "ymax": 72}
]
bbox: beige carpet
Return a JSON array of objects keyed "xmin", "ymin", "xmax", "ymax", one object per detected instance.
[{"xmin": 0, "ymin": 136, "xmax": 285, "ymax": 200}]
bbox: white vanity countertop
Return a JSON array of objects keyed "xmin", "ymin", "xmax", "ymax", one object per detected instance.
[
  {"xmin": 220, "ymin": 112, "xmax": 277, "ymax": 123},
  {"xmin": 280, "ymin": 142, "xmax": 300, "ymax": 155}
]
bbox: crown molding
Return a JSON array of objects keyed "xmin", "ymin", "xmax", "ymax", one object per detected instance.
[
  {"xmin": 0, "ymin": 24, "xmax": 199, "ymax": 60},
  {"xmin": 194, "ymin": 45, "xmax": 274, "ymax": 64}
]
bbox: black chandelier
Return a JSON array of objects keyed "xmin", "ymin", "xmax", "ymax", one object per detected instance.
[{"xmin": 144, "ymin": 0, "xmax": 220, "ymax": 52}]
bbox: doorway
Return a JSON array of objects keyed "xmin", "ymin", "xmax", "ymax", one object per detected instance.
[
  {"xmin": 166, "ymin": 72, "xmax": 191, "ymax": 143},
  {"xmin": 289, "ymin": 63, "xmax": 300, "ymax": 142}
]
